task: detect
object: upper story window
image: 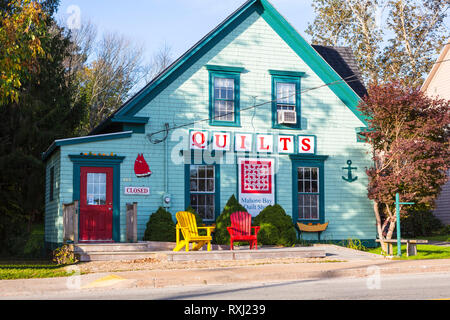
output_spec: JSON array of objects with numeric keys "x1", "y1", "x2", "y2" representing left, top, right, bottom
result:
[
  {"x1": 214, "y1": 77, "x2": 235, "y2": 122},
  {"x1": 270, "y1": 70, "x2": 304, "y2": 130},
  {"x1": 276, "y1": 82, "x2": 296, "y2": 111},
  {"x1": 207, "y1": 65, "x2": 243, "y2": 127}
]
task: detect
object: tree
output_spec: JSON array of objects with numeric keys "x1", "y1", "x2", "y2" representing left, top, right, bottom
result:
[
  {"x1": 0, "y1": 4, "x2": 85, "y2": 256},
  {"x1": 0, "y1": 0, "x2": 46, "y2": 104},
  {"x1": 144, "y1": 42, "x2": 174, "y2": 83},
  {"x1": 358, "y1": 82, "x2": 450, "y2": 251},
  {"x1": 63, "y1": 20, "x2": 174, "y2": 134},
  {"x1": 380, "y1": 0, "x2": 449, "y2": 86},
  {"x1": 306, "y1": 0, "x2": 449, "y2": 85},
  {"x1": 67, "y1": 25, "x2": 150, "y2": 134},
  {"x1": 306, "y1": 0, "x2": 382, "y2": 83}
]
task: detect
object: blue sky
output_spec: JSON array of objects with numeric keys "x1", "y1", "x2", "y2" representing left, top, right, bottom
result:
[{"x1": 55, "y1": 0, "x2": 315, "y2": 63}]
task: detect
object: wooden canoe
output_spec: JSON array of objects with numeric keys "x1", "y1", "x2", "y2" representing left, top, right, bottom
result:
[{"x1": 297, "y1": 222, "x2": 329, "y2": 232}]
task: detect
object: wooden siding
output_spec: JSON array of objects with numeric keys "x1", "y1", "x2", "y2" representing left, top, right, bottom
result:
[
  {"x1": 44, "y1": 150, "x2": 61, "y2": 244},
  {"x1": 422, "y1": 42, "x2": 450, "y2": 100},
  {"x1": 422, "y1": 43, "x2": 450, "y2": 225},
  {"x1": 47, "y1": 11, "x2": 376, "y2": 243},
  {"x1": 434, "y1": 170, "x2": 450, "y2": 225}
]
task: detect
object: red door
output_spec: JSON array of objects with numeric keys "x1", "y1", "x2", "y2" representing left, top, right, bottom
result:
[{"x1": 79, "y1": 167, "x2": 114, "y2": 241}]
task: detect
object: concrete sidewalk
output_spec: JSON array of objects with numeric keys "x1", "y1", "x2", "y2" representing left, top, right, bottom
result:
[{"x1": 1, "y1": 245, "x2": 450, "y2": 299}]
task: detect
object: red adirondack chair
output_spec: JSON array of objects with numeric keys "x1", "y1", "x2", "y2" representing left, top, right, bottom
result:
[{"x1": 227, "y1": 211, "x2": 260, "y2": 250}]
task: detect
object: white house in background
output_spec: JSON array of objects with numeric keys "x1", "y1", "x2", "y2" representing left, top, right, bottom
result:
[{"x1": 421, "y1": 40, "x2": 450, "y2": 225}]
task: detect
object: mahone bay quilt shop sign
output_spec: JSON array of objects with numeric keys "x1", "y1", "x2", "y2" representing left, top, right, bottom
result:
[{"x1": 238, "y1": 158, "x2": 275, "y2": 216}]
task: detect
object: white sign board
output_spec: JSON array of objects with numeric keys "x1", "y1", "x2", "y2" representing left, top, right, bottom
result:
[
  {"x1": 124, "y1": 187, "x2": 150, "y2": 195},
  {"x1": 238, "y1": 158, "x2": 275, "y2": 216}
]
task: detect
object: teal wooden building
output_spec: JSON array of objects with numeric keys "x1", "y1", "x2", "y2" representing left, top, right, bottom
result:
[{"x1": 43, "y1": 0, "x2": 376, "y2": 248}]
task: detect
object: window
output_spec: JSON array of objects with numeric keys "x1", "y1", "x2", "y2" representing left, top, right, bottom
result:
[
  {"x1": 207, "y1": 65, "x2": 242, "y2": 127},
  {"x1": 270, "y1": 70, "x2": 303, "y2": 129},
  {"x1": 49, "y1": 166, "x2": 54, "y2": 202},
  {"x1": 86, "y1": 173, "x2": 107, "y2": 205},
  {"x1": 291, "y1": 155, "x2": 327, "y2": 224},
  {"x1": 276, "y1": 82, "x2": 296, "y2": 111},
  {"x1": 297, "y1": 167, "x2": 319, "y2": 220},
  {"x1": 214, "y1": 77, "x2": 235, "y2": 121},
  {"x1": 189, "y1": 165, "x2": 216, "y2": 221}
]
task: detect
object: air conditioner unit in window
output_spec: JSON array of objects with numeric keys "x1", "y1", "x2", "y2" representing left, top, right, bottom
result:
[{"x1": 277, "y1": 110, "x2": 297, "y2": 124}]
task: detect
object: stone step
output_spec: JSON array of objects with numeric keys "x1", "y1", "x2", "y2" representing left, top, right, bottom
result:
[
  {"x1": 74, "y1": 243, "x2": 149, "y2": 253},
  {"x1": 78, "y1": 251, "x2": 161, "y2": 262}
]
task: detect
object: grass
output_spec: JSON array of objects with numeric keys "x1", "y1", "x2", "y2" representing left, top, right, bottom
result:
[
  {"x1": 417, "y1": 234, "x2": 450, "y2": 242},
  {"x1": 0, "y1": 260, "x2": 76, "y2": 280},
  {"x1": 366, "y1": 244, "x2": 450, "y2": 260}
]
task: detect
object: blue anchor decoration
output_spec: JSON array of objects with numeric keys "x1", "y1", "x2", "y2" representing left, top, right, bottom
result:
[{"x1": 342, "y1": 160, "x2": 358, "y2": 182}]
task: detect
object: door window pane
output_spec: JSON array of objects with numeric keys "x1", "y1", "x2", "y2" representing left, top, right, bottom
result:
[{"x1": 87, "y1": 173, "x2": 107, "y2": 205}]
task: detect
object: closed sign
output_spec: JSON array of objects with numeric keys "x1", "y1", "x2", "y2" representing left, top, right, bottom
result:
[{"x1": 124, "y1": 187, "x2": 150, "y2": 195}]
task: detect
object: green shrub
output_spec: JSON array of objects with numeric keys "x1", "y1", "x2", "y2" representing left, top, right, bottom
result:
[
  {"x1": 52, "y1": 245, "x2": 79, "y2": 265},
  {"x1": 143, "y1": 207, "x2": 176, "y2": 242},
  {"x1": 253, "y1": 204, "x2": 296, "y2": 247},
  {"x1": 401, "y1": 209, "x2": 444, "y2": 238},
  {"x1": 213, "y1": 195, "x2": 247, "y2": 244}
]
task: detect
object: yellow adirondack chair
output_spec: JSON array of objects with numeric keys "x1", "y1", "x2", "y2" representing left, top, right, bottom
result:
[{"x1": 173, "y1": 211, "x2": 216, "y2": 252}]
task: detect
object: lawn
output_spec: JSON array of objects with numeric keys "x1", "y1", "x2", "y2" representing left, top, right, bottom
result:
[
  {"x1": 366, "y1": 244, "x2": 450, "y2": 260},
  {"x1": 0, "y1": 261, "x2": 76, "y2": 280},
  {"x1": 417, "y1": 234, "x2": 450, "y2": 242}
]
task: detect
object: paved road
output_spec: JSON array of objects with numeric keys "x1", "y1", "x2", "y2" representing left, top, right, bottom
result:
[{"x1": 4, "y1": 272, "x2": 449, "y2": 300}]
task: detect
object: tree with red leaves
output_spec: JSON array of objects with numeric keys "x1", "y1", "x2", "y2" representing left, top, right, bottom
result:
[{"x1": 358, "y1": 82, "x2": 450, "y2": 251}]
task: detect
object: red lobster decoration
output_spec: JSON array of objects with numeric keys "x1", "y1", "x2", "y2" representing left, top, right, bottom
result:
[{"x1": 134, "y1": 153, "x2": 152, "y2": 177}]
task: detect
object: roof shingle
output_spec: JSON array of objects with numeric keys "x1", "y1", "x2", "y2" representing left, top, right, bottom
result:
[{"x1": 312, "y1": 45, "x2": 367, "y2": 98}]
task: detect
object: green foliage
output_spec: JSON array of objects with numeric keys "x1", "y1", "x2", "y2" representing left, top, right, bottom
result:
[
  {"x1": 143, "y1": 207, "x2": 176, "y2": 242},
  {"x1": 0, "y1": 0, "x2": 47, "y2": 104},
  {"x1": 0, "y1": 264, "x2": 73, "y2": 280},
  {"x1": 367, "y1": 244, "x2": 450, "y2": 260},
  {"x1": 253, "y1": 204, "x2": 297, "y2": 247},
  {"x1": 0, "y1": 7, "x2": 85, "y2": 256},
  {"x1": 52, "y1": 245, "x2": 78, "y2": 265},
  {"x1": 342, "y1": 238, "x2": 367, "y2": 252},
  {"x1": 401, "y1": 209, "x2": 444, "y2": 238},
  {"x1": 213, "y1": 195, "x2": 247, "y2": 245},
  {"x1": 22, "y1": 224, "x2": 45, "y2": 258}
]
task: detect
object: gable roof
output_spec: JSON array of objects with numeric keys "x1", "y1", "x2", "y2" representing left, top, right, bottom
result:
[
  {"x1": 312, "y1": 45, "x2": 367, "y2": 98},
  {"x1": 90, "y1": 0, "x2": 367, "y2": 135}
]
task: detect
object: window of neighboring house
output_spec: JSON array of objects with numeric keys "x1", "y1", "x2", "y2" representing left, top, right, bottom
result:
[
  {"x1": 270, "y1": 71, "x2": 303, "y2": 129},
  {"x1": 189, "y1": 165, "x2": 216, "y2": 221},
  {"x1": 208, "y1": 66, "x2": 242, "y2": 127},
  {"x1": 49, "y1": 166, "x2": 55, "y2": 202}
]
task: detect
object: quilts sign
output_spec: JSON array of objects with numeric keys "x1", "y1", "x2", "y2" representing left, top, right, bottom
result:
[
  {"x1": 238, "y1": 158, "x2": 275, "y2": 216},
  {"x1": 189, "y1": 130, "x2": 316, "y2": 154}
]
